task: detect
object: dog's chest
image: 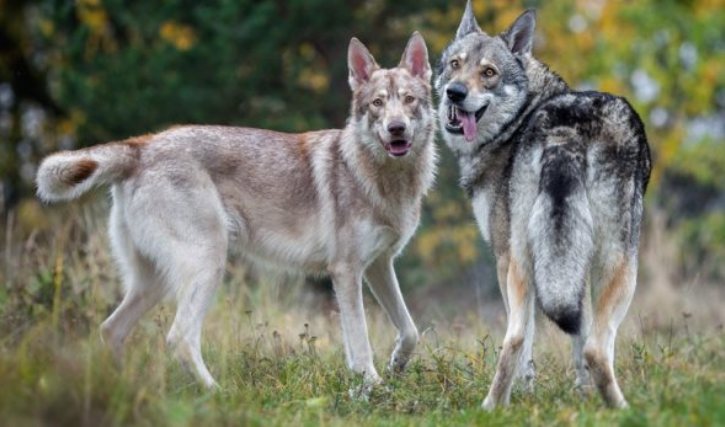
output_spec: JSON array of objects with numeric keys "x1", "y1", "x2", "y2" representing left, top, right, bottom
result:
[
  {"x1": 471, "y1": 190, "x2": 492, "y2": 243},
  {"x1": 358, "y1": 203, "x2": 420, "y2": 258}
]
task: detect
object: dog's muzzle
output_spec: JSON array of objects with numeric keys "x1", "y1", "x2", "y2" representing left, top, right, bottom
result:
[{"x1": 445, "y1": 103, "x2": 488, "y2": 142}]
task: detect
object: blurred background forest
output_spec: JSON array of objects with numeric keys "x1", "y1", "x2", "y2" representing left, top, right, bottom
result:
[{"x1": 0, "y1": 0, "x2": 723, "y2": 313}]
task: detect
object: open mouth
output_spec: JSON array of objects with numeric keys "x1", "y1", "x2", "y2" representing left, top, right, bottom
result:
[
  {"x1": 385, "y1": 139, "x2": 412, "y2": 157},
  {"x1": 445, "y1": 103, "x2": 488, "y2": 142}
]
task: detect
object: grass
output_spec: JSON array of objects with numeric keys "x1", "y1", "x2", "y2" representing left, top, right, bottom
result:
[{"x1": 1, "y1": 203, "x2": 724, "y2": 426}]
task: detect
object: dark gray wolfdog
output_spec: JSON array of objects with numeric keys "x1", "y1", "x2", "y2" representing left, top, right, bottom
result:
[{"x1": 436, "y1": 2, "x2": 651, "y2": 409}]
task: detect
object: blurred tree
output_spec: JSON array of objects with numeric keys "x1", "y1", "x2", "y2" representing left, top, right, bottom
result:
[
  {"x1": 0, "y1": 0, "x2": 63, "y2": 208},
  {"x1": 0, "y1": 0, "x2": 722, "y2": 284}
]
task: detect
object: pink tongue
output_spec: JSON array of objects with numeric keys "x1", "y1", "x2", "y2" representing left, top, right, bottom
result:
[{"x1": 457, "y1": 109, "x2": 477, "y2": 142}]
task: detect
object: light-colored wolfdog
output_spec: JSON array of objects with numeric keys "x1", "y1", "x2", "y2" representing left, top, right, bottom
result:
[
  {"x1": 36, "y1": 33, "x2": 437, "y2": 389},
  {"x1": 436, "y1": 2, "x2": 651, "y2": 409}
]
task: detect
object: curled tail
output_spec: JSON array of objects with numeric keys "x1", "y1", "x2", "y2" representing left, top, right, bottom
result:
[
  {"x1": 36, "y1": 141, "x2": 140, "y2": 202},
  {"x1": 528, "y1": 146, "x2": 593, "y2": 335}
]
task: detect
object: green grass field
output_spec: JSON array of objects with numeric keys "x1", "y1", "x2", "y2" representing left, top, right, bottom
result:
[{"x1": 1, "y1": 206, "x2": 723, "y2": 426}]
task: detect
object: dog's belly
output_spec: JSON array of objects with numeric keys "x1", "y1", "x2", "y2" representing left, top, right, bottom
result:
[
  {"x1": 227, "y1": 208, "x2": 329, "y2": 274},
  {"x1": 244, "y1": 233, "x2": 328, "y2": 273}
]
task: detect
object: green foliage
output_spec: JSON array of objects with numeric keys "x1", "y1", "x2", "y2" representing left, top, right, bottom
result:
[
  {"x1": 671, "y1": 138, "x2": 725, "y2": 190},
  {"x1": 1, "y1": 264, "x2": 723, "y2": 426},
  {"x1": 678, "y1": 211, "x2": 725, "y2": 280},
  {"x1": 2, "y1": 169, "x2": 724, "y2": 426}
]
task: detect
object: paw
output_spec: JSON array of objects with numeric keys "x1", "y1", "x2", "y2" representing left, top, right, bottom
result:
[
  {"x1": 99, "y1": 327, "x2": 124, "y2": 367},
  {"x1": 521, "y1": 375, "x2": 535, "y2": 394},
  {"x1": 348, "y1": 383, "x2": 372, "y2": 401},
  {"x1": 203, "y1": 378, "x2": 221, "y2": 391},
  {"x1": 365, "y1": 372, "x2": 383, "y2": 387},
  {"x1": 348, "y1": 373, "x2": 382, "y2": 401},
  {"x1": 574, "y1": 383, "x2": 594, "y2": 398},
  {"x1": 609, "y1": 397, "x2": 629, "y2": 409},
  {"x1": 574, "y1": 374, "x2": 593, "y2": 397},
  {"x1": 515, "y1": 359, "x2": 536, "y2": 394},
  {"x1": 481, "y1": 395, "x2": 496, "y2": 411},
  {"x1": 387, "y1": 349, "x2": 412, "y2": 374},
  {"x1": 387, "y1": 332, "x2": 417, "y2": 374}
]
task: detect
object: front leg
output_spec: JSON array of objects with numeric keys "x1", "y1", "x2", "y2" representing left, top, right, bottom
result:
[
  {"x1": 329, "y1": 262, "x2": 381, "y2": 387},
  {"x1": 364, "y1": 254, "x2": 419, "y2": 373}
]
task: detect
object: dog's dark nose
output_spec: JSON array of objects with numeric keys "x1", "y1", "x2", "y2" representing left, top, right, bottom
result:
[
  {"x1": 446, "y1": 82, "x2": 468, "y2": 103},
  {"x1": 387, "y1": 121, "x2": 406, "y2": 136}
]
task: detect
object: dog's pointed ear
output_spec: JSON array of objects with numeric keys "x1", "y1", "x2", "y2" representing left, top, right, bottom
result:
[
  {"x1": 400, "y1": 32, "x2": 432, "y2": 82},
  {"x1": 348, "y1": 38, "x2": 379, "y2": 91},
  {"x1": 503, "y1": 9, "x2": 536, "y2": 55},
  {"x1": 456, "y1": 0, "x2": 481, "y2": 40}
]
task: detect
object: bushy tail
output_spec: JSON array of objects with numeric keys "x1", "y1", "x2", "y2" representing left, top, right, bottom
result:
[
  {"x1": 36, "y1": 142, "x2": 139, "y2": 202},
  {"x1": 528, "y1": 148, "x2": 593, "y2": 335}
]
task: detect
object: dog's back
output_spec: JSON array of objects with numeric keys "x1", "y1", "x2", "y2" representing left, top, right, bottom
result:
[{"x1": 523, "y1": 91, "x2": 651, "y2": 333}]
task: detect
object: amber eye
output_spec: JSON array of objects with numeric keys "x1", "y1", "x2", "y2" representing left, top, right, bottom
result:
[
  {"x1": 483, "y1": 67, "x2": 497, "y2": 78},
  {"x1": 372, "y1": 99, "x2": 384, "y2": 107},
  {"x1": 404, "y1": 95, "x2": 416, "y2": 104},
  {"x1": 450, "y1": 59, "x2": 460, "y2": 70}
]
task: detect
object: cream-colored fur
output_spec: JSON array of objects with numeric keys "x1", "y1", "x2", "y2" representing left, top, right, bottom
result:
[{"x1": 36, "y1": 33, "x2": 437, "y2": 390}]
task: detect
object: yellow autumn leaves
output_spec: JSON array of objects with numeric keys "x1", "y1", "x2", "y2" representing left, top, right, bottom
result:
[
  {"x1": 76, "y1": 0, "x2": 197, "y2": 52},
  {"x1": 416, "y1": 197, "x2": 481, "y2": 267},
  {"x1": 76, "y1": 0, "x2": 115, "y2": 56},
  {"x1": 159, "y1": 21, "x2": 197, "y2": 51}
]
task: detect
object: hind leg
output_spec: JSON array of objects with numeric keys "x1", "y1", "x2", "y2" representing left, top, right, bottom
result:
[
  {"x1": 496, "y1": 252, "x2": 536, "y2": 393},
  {"x1": 126, "y1": 182, "x2": 228, "y2": 389},
  {"x1": 164, "y1": 244, "x2": 227, "y2": 389},
  {"x1": 101, "y1": 207, "x2": 164, "y2": 360},
  {"x1": 584, "y1": 255, "x2": 636, "y2": 408},
  {"x1": 482, "y1": 257, "x2": 535, "y2": 410},
  {"x1": 572, "y1": 279, "x2": 593, "y2": 394},
  {"x1": 518, "y1": 309, "x2": 536, "y2": 394},
  {"x1": 100, "y1": 254, "x2": 164, "y2": 360},
  {"x1": 495, "y1": 252, "x2": 511, "y2": 317}
]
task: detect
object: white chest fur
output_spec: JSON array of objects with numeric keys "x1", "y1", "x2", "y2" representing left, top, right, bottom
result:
[{"x1": 471, "y1": 190, "x2": 492, "y2": 243}]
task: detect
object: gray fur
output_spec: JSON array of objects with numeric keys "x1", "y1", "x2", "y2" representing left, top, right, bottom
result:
[
  {"x1": 502, "y1": 9, "x2": 536, "y2": 55},
  {"x1": 436, "y1": 5, "x2": 651, "y2": 410},
  {"x1": 455, "y1": 0, "x2": 482, "y2": 40}
]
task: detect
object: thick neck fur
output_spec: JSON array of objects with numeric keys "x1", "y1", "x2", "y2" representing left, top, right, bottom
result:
[
  {"x1": 339, "y1": 121, "x2": 436, "y2": 211},
  {"x1": 458, "y1": 55, "x2": 568, "y2": 196}
]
